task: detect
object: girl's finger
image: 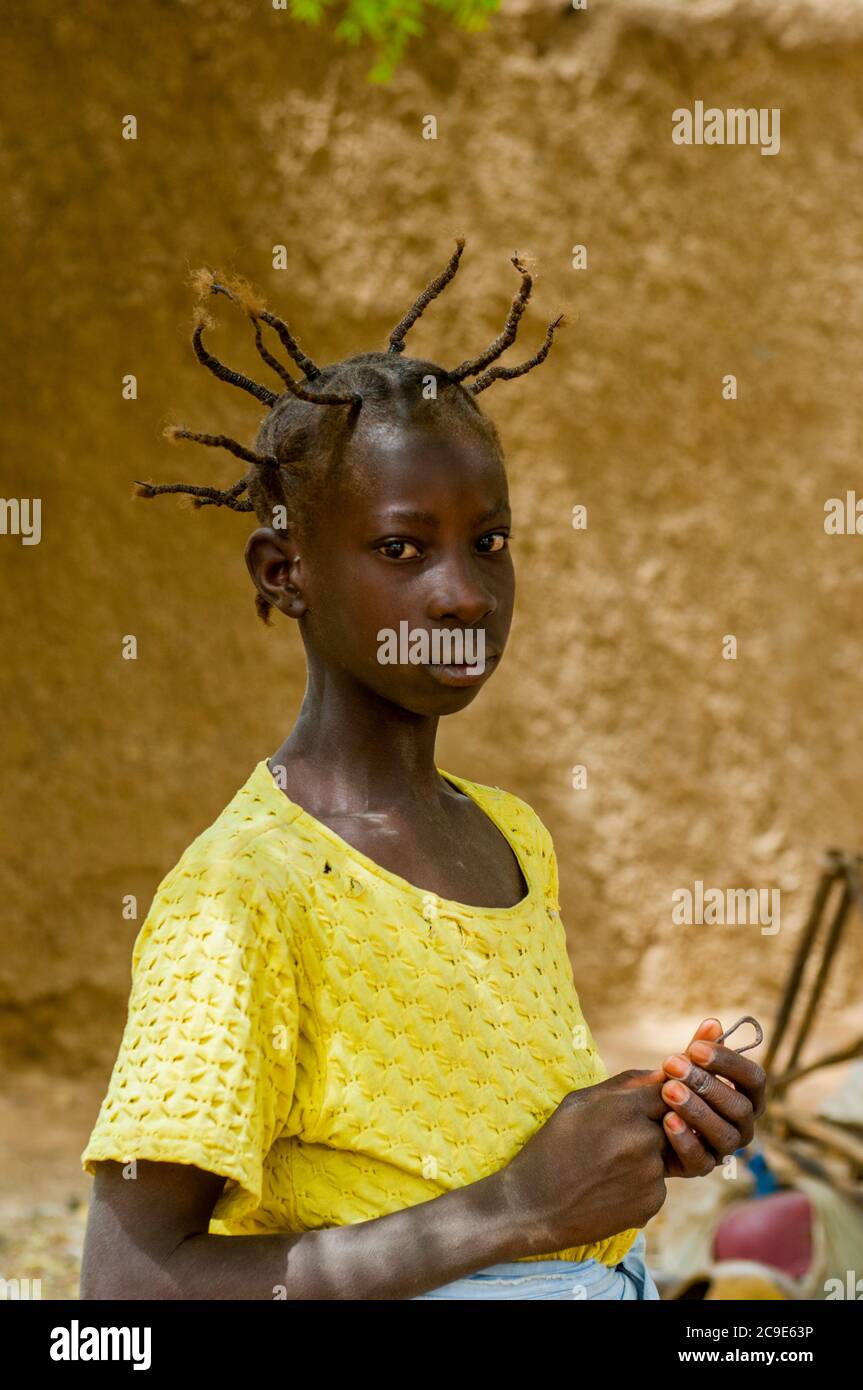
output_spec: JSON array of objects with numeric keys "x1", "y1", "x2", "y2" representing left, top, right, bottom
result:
[
  {"x1": 685, "y1": 1041, "x2": 768, "y2": 1117},
  {"x1": 662, "y1": 1112, "x2": 717, "y2": 1178},
  {"x1": 661, "y1": 1079, "x2": 744, "y2": 1156},
  {"x1": 688, "y1": 1018, "x2": 724, "y2": 1047},
  {"x1": 685, "y1": 1021, "x2": 738, "y2": 1088},
  {"x1": 662, "y1": 1056, "x2": 754, "y2": 1143}
]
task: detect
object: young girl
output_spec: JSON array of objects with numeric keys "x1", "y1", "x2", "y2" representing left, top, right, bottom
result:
[{"x1": 80, "y1": 240, "x2": 766, "y2": 1300}]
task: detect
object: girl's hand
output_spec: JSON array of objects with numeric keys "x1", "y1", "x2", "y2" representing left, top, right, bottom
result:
[
  {"x1": 656, "y1": 1018, "x2": 767, "y2": 1179},
  {"x1": 499, "y1": 1068, "x2": 670, "y2": 1255}
]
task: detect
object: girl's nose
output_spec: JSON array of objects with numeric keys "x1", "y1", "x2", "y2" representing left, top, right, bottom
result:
[{"x1": 427, "y1": 564, "x2": 497, "y2": 626}]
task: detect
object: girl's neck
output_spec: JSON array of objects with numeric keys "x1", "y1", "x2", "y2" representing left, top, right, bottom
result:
[{"x1": 270, "y1": 670, "x2": 445, "y2": 815}]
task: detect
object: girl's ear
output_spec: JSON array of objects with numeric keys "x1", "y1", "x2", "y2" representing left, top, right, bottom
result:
[{"x1": 244, "y1": 527, "x2": 307, "y2": 620}]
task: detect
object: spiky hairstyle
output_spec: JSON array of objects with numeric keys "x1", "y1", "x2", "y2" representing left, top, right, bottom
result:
[{"x1": 136, "y1": 238, "x2": 566, "y2": 623}]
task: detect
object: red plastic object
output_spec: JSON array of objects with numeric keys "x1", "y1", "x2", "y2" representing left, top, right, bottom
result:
[{"x1": 713, "y1": 1191, "x2": 813, "y2": 1280}]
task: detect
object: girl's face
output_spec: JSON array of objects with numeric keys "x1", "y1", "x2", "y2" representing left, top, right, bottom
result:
[{"x1": 277, "y1": 418, "x2": 515, "y2": 716}]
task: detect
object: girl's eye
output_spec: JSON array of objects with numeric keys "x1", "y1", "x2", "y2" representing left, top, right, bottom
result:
[
  {"x1": 376, "y1": 539, "x2": 421, "y2": 560},
  {"x1": 476, "y1": 531, "x2": 510, "y2": 554}
]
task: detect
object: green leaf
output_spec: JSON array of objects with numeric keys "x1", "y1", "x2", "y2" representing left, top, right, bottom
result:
[
  {"x1": 284, "y1": 0, "x2": 503, "y2": 80},
  {"x1": 289, "y1": 0, "x2": 325, "y2": 25}
]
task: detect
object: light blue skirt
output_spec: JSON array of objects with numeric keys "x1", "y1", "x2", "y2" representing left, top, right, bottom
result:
[{"x1": 411, "y1": 1230, "x2": 660, "y2": 1300}]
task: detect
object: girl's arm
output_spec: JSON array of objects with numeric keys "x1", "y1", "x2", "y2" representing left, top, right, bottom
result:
[
  {"x1": 80, "y1": 1157, "x2": 540, "y2": 1301},
  {"x1": 81, "y1": 1067, "x2": 681, "y2": 1300}
]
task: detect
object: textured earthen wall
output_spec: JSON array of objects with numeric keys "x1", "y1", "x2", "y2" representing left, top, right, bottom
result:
[{"x1": 2, "y1": 0, "x2": 862, "y2": 1076}]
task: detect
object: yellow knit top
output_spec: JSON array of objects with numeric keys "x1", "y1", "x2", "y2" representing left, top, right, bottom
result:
[{"x1": 81, "y1": 760, "x2": 639, "y2": 1267}]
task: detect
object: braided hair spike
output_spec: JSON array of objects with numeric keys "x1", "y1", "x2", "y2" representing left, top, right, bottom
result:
[
  {"x1": 387, "y1": 236, "x2": 466, "y2": 356},
  {"x1": 469, "y1": 313, "x2": 567, "y2": 395}
]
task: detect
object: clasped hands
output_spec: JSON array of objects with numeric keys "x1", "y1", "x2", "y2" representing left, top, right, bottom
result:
[{"x1": 641, "y1": 1017, "x2": 767, "y2": 1179}]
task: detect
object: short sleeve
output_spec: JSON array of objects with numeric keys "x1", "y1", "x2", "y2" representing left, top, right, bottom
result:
[{"x1": 80, "y1": 853, "x2": 299, "y2": 1217}]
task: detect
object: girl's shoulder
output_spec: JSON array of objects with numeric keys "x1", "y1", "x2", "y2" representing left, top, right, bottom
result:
[
  {"x1": 439, "y1": 767, "x2": 559, "y2": 891},
  {"x1": 137, "y1": 761, "x2": 310, "y2": 947},
  {"x1": 441, "y1": 767, "x2": 556, "y2": 844},
  {"x1": 165, "y1": 758, "x2": 310, "y2": 883}
]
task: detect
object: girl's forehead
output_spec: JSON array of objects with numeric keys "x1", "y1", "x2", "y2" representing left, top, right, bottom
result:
[{"x1": 345, "y1": 419, "x2": 507, "y2": 498}]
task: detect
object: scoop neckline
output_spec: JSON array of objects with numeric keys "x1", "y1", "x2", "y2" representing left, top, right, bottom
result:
[{"x1": 255, "y1": 758, "x2": 536, "y2": 918}]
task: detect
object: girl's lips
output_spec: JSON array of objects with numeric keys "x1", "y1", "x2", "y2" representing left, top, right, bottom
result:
[{"x1": 423, "y1": 653, "x2": 498, "y2": 686}]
